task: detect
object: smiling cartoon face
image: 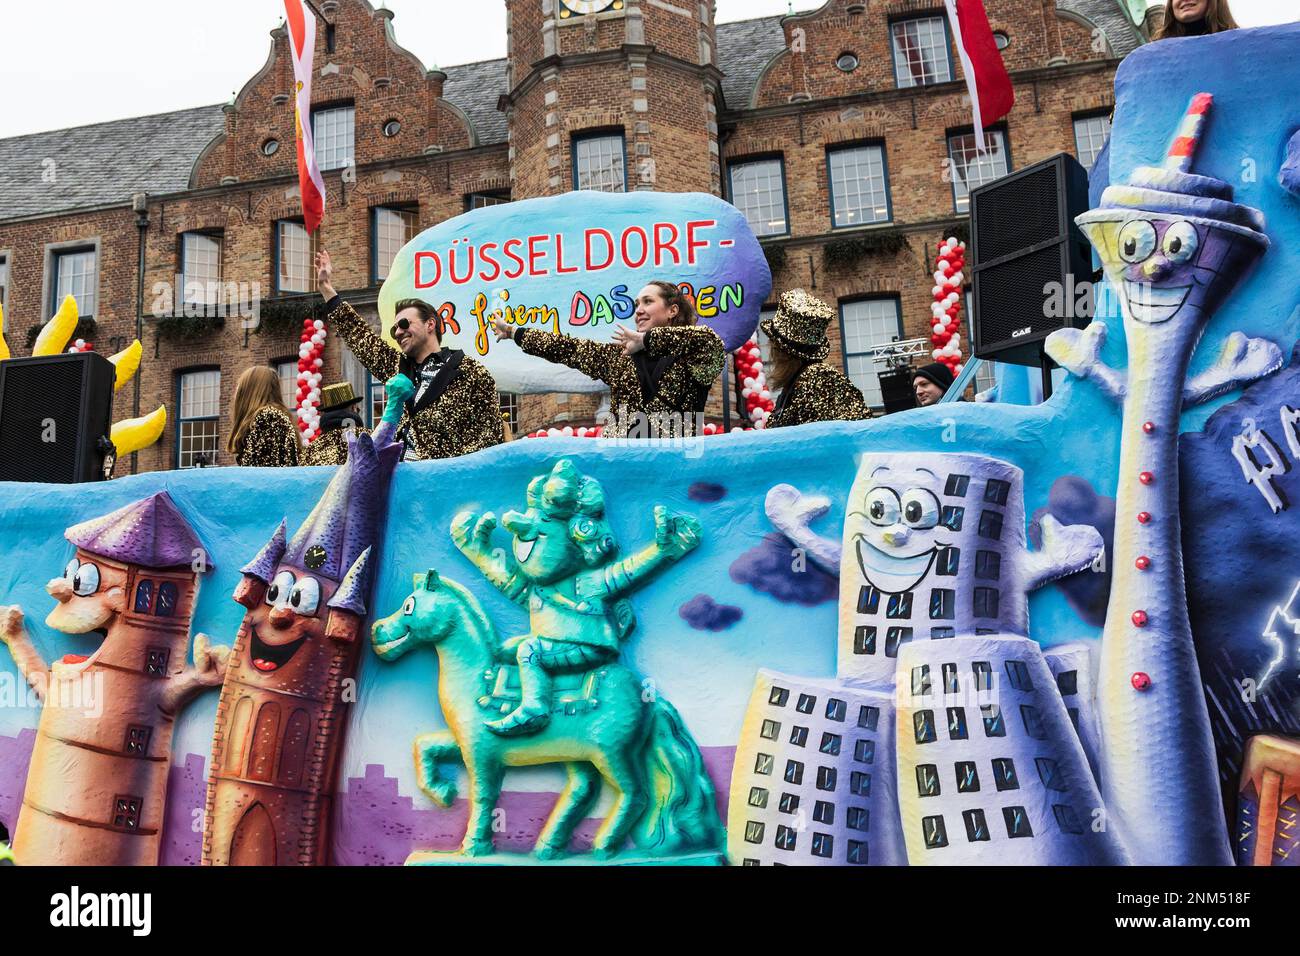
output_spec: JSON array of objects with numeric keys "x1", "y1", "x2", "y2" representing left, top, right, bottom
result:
[
  {"x1": 852, "y1": 466, "x2": 949, "y2": 595},
  {"x1": 1081, "y1": 214, "x2": 1264, "y2": 331},
  {"x1": 240, "y1": 564, "x2": 339, "y2": 675},
  {"x1": 44, "y1": 550, "x2": 128, "y2": 672},
  {"x1": 501, "y1": 507, "x2": 587, "y2": 585}
]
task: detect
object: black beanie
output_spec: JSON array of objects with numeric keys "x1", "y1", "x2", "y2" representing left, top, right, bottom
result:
[{"x1": 913, "y1": 362, "x2": 955, "y2": 392}]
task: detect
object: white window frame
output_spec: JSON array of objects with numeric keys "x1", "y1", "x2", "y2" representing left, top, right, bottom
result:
[
  {"x1": 177, "y1": 369, "x2": 221, "y2": 469},
  {"x1": 181, "y1": 232, "x2": 222, "y2": 307},
  {"x1": 313, "y1": 105, "x2": 355, "y2": 172},
  {"x1": 373, "y1": 206, "x2": 418, "y2": 284},
  {"x1": 1073, "y1": 113, "x2": 1111, "y2": 172},
  {"x1": 947, "y1": 128, "x2": 1011, "y2": 214},
  {"x1": 728, "y1": 158, "x2": 789, "y2": 238},
  {"x1": 572, "y1": 131, "x2": 627, "y2": 193},
  {"x1": 839, "y1": 297, "x2": 904, "y2": 410},
  {"x1": 891, "y1": 17, "x2": 953, "y2": 89},
  {"x1": 828, "y1": 144, "x2": 892, "y2": 228},
  {"x1": 53, "y1": 247, "x2": 97, "y2": 318},
  {"x1": 277, "y1": 220, "x2": 318, "y2": 294}
]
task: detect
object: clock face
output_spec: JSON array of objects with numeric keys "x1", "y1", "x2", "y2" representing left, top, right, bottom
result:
[{"x1": 559, "y1": 0, "x2": 622, "y2": 18}]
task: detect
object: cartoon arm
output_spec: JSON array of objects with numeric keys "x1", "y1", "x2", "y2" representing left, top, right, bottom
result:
[
  {"x1": 160, "y1": 634, "x2": 230, "y2": 716},
  {"x1": 602, "y1": 506, "x2": 702, "y2": 597},
  {"x1": 449, "y1": 511, "x2": 529, "y2": 607},
  {"x1": 1044, "y1": 322, "x2": 1127, "y2": 403},
  {"x1": 0, "y1": 605, "x2": 49, "y2": 703},
  {"x1": 765, "y1": 484, "x2": 841, "y2": 574},
  {"x1": 1022, "y1": 515, "x2": 1105, "y2": 592},
  {"x1": 1183, "y1": 332, "x2": 1284, "y2": 408}
]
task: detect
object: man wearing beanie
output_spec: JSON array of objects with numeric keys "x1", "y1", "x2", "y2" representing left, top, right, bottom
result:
[
  {"x1": 912, "y1": 362, "x2": 955, "y2": 407},
  {"x1": 763, "y1": 289, "x2": 871, "y2": 429}
]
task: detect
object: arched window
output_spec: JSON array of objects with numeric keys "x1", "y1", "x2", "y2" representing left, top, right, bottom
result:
[
  {"x1": 156, "y1": 582, "x2": 178, "y2": 617},
  {"x1": 133, "y1": 580, "x2": 154, "y2": 614},
  {"x1": 248, "y1": 702, "x2": 282, "y2": 782}
]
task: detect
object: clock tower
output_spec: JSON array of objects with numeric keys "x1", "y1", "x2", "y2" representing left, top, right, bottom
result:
[{"x1": 502, "y1": 0, "x2": 722, "y2": 199}]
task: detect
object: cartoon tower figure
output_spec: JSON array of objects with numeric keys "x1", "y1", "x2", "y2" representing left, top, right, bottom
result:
[
  {"x1": 841, "y1": 453, "x2": 1124, "y2": 864},
  {"x1": 1235, "y1": 734, "x2": 1300, "y2": 866},
  {"x1": 203, "y1": 429, "x2": 401, "y2": 866},
  {"x1": 0, "y1": 491, "x2": 227, "y2": 866},
  {"x1": 1047, "y1": 93, "x2": 1282, "y2": 865}
]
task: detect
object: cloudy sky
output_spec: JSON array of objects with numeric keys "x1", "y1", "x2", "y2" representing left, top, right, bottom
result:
[{"x1": 0, "y1": 0, "x2": 1294, "y2": 138}]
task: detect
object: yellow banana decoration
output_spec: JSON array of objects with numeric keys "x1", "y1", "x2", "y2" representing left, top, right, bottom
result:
[
  {"x1": 31, "y1": 295, "x2": 79, "y2": 357},
  {"x1": 110, "y1": 405, "x2": 167, "y2": 456},
  {"x1": 108, "y1": 339, "x2": 142, "y2": 391},
  {"x1": 0, "y1": 301, "x2": 10, "y2": 362}
]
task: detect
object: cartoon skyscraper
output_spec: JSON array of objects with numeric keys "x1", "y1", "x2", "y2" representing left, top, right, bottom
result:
[
  {"x1": 727, "y1": 671, "x2": 903, "y2": 866},
  {"x1": 203, "y1": 430, "x2": 400, "y2": 865},
  {"x1": 1, "y1": 492, "x2": 226, "y2": 865}
]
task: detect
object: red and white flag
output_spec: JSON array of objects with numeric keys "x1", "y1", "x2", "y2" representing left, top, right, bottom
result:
[
  {"x1": 284, "y1": 0, "x2": 326, "y2": 234},
  {"x1": 944, "y1": 0, "x2": 1015, "y2": 149}
]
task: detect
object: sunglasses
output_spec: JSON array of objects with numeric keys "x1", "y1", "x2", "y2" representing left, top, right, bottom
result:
[{"x1": 390, "y1": 318, "x2": 412, "y2": 338}]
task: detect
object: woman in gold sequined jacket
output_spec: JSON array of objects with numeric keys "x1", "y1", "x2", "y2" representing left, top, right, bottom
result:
[
  {"x1": 762, "y1": 289, "x2": 872, "y2": 430},
  {"x1": 492, "y1": 281, "x2": 725, "y2": 439},
  {"x1": 228, "y1": 366, "x2": 301, "y2": 467}
]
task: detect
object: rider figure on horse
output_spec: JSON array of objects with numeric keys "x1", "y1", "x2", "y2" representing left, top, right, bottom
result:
[{"x1": 452, "y1": 459, "x2": 701, "y2": 736}]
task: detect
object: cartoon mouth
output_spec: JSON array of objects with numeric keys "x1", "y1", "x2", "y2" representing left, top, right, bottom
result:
[
  {"x1": 1123, "y1": 281, "x2": 1192, "y2": 324},
  {"x1": 373, "y1": 626, "x2": 410, "y2": 656},
  {"x1": 513, "y1": 537, "x2": 537, "y2": 563},
  {"x1": 58, "y1": 627, "x2": 108, "y2": 670},
  {"x1": 855, "y1": 537, "x2": 941, "y2": 594},
  {"x1": 249, "y1": 626, "x2": 307, "y2": 673}
]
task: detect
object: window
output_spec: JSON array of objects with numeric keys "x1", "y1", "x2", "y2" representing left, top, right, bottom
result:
[
  {"x1": 1073, "y1": 113, "x2": 1111, "y2": 172},
  {"x1": 156, "y1": 582, "x2": 178, "y2": 618},
  {"x1": 913, "y1": 710, "x2": 937, "y2": 744},
  {"x1": 728, "y1": 158, "x2": 788, "y2": 237},
  {"x1": 994, "y1": 31, "x2": 1010, "y2": 50},
  {"x1": 744, "y1": 820, "x2": 765, "y2": 844},
  {"x1": 144, "y1": 647, "x2": 170, "y2": 677},
  {"x1": 813, "y1": 801, "x2": 835, "y2": 825},
  {"x1": 572, "y1": 131, "x2": 626, "y2": 193},
  {"x1": 747, "y1": 786, "x2": 768, "y2": 809},
  {"x1": 849, "y1": 771, "x2": 871, "y2": 796},
  {"x1": 916, "y1": 763, "x2": 940, "y2": 797},
  {"x1": 277, "y1": 220, "x2": 318, "y2": 294},
  {"x1": 368, "y1": 372, "x2": 386, "y2": 429},
  {"x1": 124, "y1": 725, "x2": 152, "y2": 756},
  {"x1": 133, "y1": 580, "x2": 154, "y2": 614},
  {"x1": 498, "y1": 392, "x2": 519, "y2": 433},
  {"x1": 947, "y1": 128, "x2": 1010, "y2": 214},
  {"x1": 1056, "y1": 670, "x2": 1079, "y2": 697},
  {"x1": 963, "y1": 808, "x2": 991, "y2": 842},
  {"x1": 981, "y1": 704, "x2": 1006, "y2": 737},
  {"x1": 836, "y1": 52, "x2": 859, "y2": 73},
  {"x1": 946, "y1": 707, "x2": 968, "y2": 740},
  {"x1": 1036, "y1": 757, "x2": 1067, "y2": 791},
  {"x1": 111, "y1": 795, "x2": 143, "y2": 831},
  {"x1": 839, "y1": 297, "x2": 903, "y2": 409},
  {"x1": 789, "y1": 725, "x2": 808, "y2": 747},
  {"x1": 275, "y1": 359, "x2": 299, "y2": 409},
  {"x1": 754, "y1": 753, "x2": 774, "y2": 775},
  {"x1": 760, "y1": 719, "x2": 781, "y2": 740},
  {"x1": 811, "y1": 832, "x2": 834, "y2": 857},
  {"x1": 815, "y1": 766, "x2": 837, "y2": 791},
  {"x1": 53, "y1": 247, "x2": 96, "y2": 318},
  {"x1": 181, "y1": 232, "x2": 221, "y2": 307},
  {"x1": 778, "y1": 792, "x2": 800, "y2": 814},
  {"x1": 966, "y1": 291, "x2": 998, "y2": 394},
  {"x1": 0, "y1": 255, "x2": 7, "y2": 312},
  {"x1": 769, "y1": 685, "x2": 789, "y2": 707},
  {"x1": 373, "y1": 206, "x2": 418, "y2": 283},
  {"x1": 1005, "y1": 660, "x2": 1033, "y2": 691},
  {"x1": 1003, "y1": 805, "x2": 1033, "y2": 838},
  {"x1": 819, "y1": 732, "x2": 842, "y2": 756},
  {"x1": 313, "y1": 105, "x2": 354, "y2": 172},
  {"x1": 825, "y1": 698, "x2": 847, "y2": 722},
  {"x1": 467, "y1": 191, "x2": 510, "y2": 211},
  {"x1": 178, "y1": 369, "x2": 221, "y2": 468},
  {"x1": 784, "y1": 759, "x2": 804, "y2": 785},
  {"x1": 992, "y1": 757, "x2": 1019, "y2": 790},
  {"x1": 795, "y1": 693, "x2": 816, "y2": 715},
  {"x1": 857, "y1": 705, "x2": 879, "y2": 731},
  {"x1": 955, "y1": 761, "x2": 980, "y2": 793},
  {"x1": 828, "y1": 144, "x2": 891, "y2": 228},
  {"x1": 891, "y1": 17, "x2": 953, "y2": 88},
  {"x1": 922, "y1": 815, "x2": 948, "y2": 849},
  {"x1": 847, "y1": 807, "x2": 869, "y2": 831}
]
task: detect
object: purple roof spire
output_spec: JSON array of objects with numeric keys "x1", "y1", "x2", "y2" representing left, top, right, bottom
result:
[
  {"x1": 328, "y1": 547, "x2": 373, "y2": 616},
  {"x1": 241, "y1": 519, "x2": 287, "y2": 583},
  {"x1": 66, "y1": 491, "x2": 210, "y2": 571},
  {"x1": 282, "y1": 431, "x2": 400, "y2": 586}
]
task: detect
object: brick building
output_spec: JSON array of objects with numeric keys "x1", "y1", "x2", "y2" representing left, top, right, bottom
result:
[{"x1": 0, "y1": 0, "x2": 1148, "y2": 474}]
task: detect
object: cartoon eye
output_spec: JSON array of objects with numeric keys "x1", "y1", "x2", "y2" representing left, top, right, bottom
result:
[
  {"x1": 1118, "y1": 220, "x2": 1158, "y2": 263},
  {"x1": 64, "y1": 558, "x2": 79, "y2": 582},
  {"x1": 289, "y1": 578, "x2": 321, "y2": 615},
  {"x1": 1161, "y1": 220, "x2": 1198, "y2": 265},
  {"x1": 575, "y1": 518, "x2": 595, "y2": 537},
  {"x1": 402, "y1": 596, "x2": 416, "y2": 616},
  {"x1": 865, "y1": 488, "x2": 901, "y2": 526},
  {"x1": 900, "y1": 489, "x2": 941, "y2": 529},
  {"x1": 266, "y1": 570, "x2": 296, "y2": 606},
  {"x1": 72, "y1": 562, "x2": 100, "y2": 597}
]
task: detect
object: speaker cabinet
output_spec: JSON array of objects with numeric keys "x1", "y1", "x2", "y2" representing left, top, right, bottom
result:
[
  {"x1": 878, "y1": 367, "x2": 917, "y2": 415},
  {"x1": 970, "y1": 152, "x2": 1094, "y2": 367},
  {"x1": 0, "y1": 353, "x2": 116, "y2": 483}
]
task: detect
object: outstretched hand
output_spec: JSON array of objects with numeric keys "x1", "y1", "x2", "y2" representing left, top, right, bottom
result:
[
  {"x1": 653, "y1": 505, "x2": 702, "y2": 560},
  {"x1": 612, "y1": 326, "x2": 646, "y2": 357},
  {"x1": 491, "y1": 318, "x2": 514, "y2": 342},
  {"x1": 315, "y1": 250, "x2": 337, "y2": 302}
]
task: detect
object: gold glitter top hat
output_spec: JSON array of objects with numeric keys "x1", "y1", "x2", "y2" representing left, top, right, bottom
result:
[{"x1": 760, "y1": 289, "x2": 834, "y2": 362}]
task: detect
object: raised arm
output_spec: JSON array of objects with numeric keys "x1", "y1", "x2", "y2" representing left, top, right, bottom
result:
[
  {"x1": 450, "y1": 511, "x2": 530, "y2": 607},
  {"x1": 512, "y1": 327, "x2": 621, "y2": 385},
  {"x1": 1183, "y1": 331, "x2": 1283, "y2": 408},
  {"x1": 643, "y1": 326, "x2": 726, "y2": 385},
  {"x1": 160, "y1": 634, "x2": 230, "y2": 717},
  {"x1": 1, "y1": 605, "x2": 50, "y2": 703},
  {"x1": 317, "y1": 249, "x2": 400, "y2": 382},
  {"x1": 598, "y1": 506, "x2": 702, "y2": 598}
]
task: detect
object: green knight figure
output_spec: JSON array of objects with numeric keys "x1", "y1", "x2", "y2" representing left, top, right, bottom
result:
[{"x1": 451, "y1": 459, "x2": 702, "y2": 736}]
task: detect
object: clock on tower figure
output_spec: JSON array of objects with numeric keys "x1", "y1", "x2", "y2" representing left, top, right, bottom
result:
[{"x1": 560, "y1": 0, "x2": 623, "y2": 17}]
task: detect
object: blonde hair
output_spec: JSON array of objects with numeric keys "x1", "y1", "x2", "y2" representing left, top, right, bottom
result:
[
  {"x1": 1155, "y1": 0, "x2": 1239, "y2": 38},
  {"x1": 768, "y1": 339, "x2": 807, "y2": 392},
  {"x1": 228, "y1": 366, "x2": 290, "y2": 455}
]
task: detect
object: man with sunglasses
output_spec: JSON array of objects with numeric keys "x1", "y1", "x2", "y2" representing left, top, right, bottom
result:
[{"x1": 315, "y1": 249, "x2": 504, "y2": 460}]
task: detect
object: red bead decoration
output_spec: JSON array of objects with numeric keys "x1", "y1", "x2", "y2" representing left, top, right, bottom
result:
[
  {"x1": 1139, "y1": 471, "x2": 1154, "y2": 485},
  {"x1": 1135, "y1": 556, "x2": 1151, "y2": 571},
  {"x1": 1137, "y1": 512, "x2": 1152, "y2": 524},
  {"x1": 1142, "y1": 421, "x2": 1156, "y2": 434},
  {"x1": 1132, "y1": 610, "x2": 1149, "y2": 627},
  {"x1": 1131, "y1": 672, "x2": 1152, "y2": 691}
]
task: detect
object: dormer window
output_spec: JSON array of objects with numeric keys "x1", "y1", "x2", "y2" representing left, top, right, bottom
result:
[{"x1": 313, "y1": 105, "x2": 354, "y2": 172}]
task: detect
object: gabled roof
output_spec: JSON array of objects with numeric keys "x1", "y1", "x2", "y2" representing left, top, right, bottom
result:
[{"x1": 716, "y1": 15, "x2": 788, "y2": 110}]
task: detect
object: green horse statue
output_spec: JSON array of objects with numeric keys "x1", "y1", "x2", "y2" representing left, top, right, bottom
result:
[{"x1": 371, "y1": 570, "x2": 723, "y2": 861}]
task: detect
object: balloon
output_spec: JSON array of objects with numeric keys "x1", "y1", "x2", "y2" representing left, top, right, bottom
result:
[{"x1": 313, "y1": 320, "x2": 325, "y2": 331}]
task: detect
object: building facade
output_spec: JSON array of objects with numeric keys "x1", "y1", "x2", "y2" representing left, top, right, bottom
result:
[{"x1": 0, "y1": 0, "x2": 1147, "y2": 474}]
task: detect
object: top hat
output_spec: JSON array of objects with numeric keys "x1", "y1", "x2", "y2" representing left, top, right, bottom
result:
[
  {"x1": 319, "y1": 382, "x2": 363, "y2": 413},
  {"x1": 759, "y1": 289, "x2": 834, "y2": 362}
]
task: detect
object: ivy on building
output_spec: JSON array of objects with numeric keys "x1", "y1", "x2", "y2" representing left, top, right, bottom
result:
[{"x1": 823, "y1": 228, "x2": 909, "y2": 267}]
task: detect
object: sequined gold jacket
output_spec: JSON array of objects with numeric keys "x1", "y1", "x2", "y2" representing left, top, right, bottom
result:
[
  {"x1": 303, "y1": 427, "x2": 350, "y2": 467},
  {"x1": 764, "y1": 362, "x2": 871, "y2": 430},
  {"x1": 515, "y1": 325, "x2": 725, "y2": 438},
  {"x1": 235, "y1": 406, "x2": 301, "y2": 467},
  {"x1": 328, "y1": 300, "x2": 504, "y2": 459}
]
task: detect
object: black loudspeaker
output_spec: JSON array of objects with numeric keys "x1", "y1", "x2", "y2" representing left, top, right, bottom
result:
[
  {"x1": 878, "y1": 367, "x2": 917, "y2": 414},
  {"x1": 970, "y1": 152, "x2": 1094, "y2": 367},
  {"x1": 0, "y1": 353, "x2": 116, "y2": 483}
]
